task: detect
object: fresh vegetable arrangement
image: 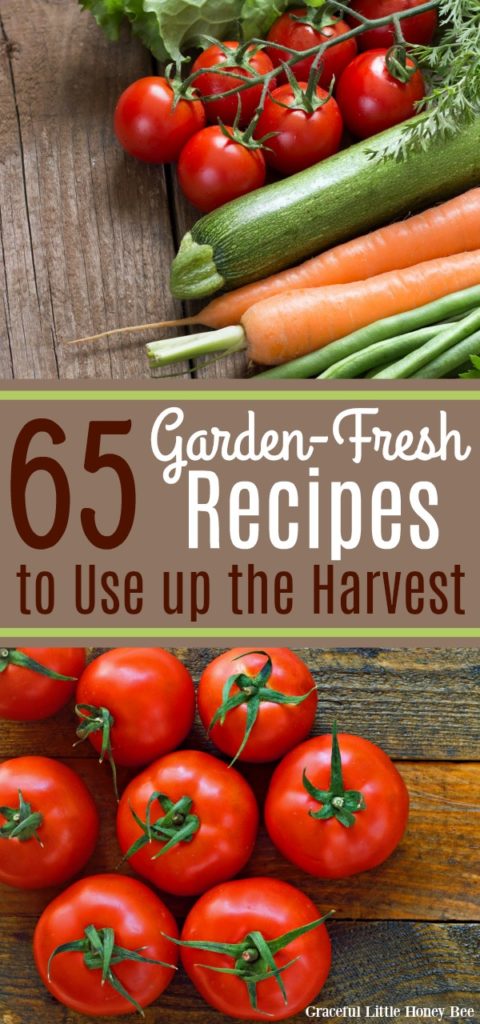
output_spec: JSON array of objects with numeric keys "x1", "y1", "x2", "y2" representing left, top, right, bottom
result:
[
  {"x1": 147, "y1": 198, "x2": 480, "y2": 375},
  {"x1": 106, "y1": 0, "x2": 441, "y2": 212},
  {"x1": 73, "y1": 0, "x2": 480, "y2": 380},
  {"x1": 1, "y1": 645, "x2": 414, "y2": 1019}
]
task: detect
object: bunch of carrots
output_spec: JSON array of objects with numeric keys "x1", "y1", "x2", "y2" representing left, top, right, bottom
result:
[{"x1": 76, "y1": 188, "x2": 480, "y2": 378}]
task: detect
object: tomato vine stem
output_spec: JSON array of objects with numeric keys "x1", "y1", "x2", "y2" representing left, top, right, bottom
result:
[{"x1": 180, "y1": 1, "x2": 440, "y2": 103}]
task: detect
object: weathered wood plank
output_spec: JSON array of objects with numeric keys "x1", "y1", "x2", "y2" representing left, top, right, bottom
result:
[
  {"x1": 0, "y1": 760, "x2": 478, "y2": 922},
  {"x1": 183, "y1": 647, "x2": 480, "y2": 761},
  {"x1": 1, "y1": 648, "x2": 477, "y2": 761},
  {"x1": 0, "y1": 0, "x2": 188, "y2": 379},
  {"x1": 0, "y1": 920, "x2": 477, "y2": 1024}
]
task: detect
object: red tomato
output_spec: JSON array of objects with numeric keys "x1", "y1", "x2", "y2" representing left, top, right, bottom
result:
[
  {"x1": 198, "y1": 649, "x2": 317, "y2": 764},
  {"x1": 348, "y1": 0, "x2": 438, "y2": 50},
  {"x1": 177, "y1": 127, "x2": 266, "y2": 213},
  {"x1": 255, "y1": 82, "x2": 343, "y2": 175},
  {"x1": 266, "y1": 10, "x2": 357, "y2": 89},
  {"x1": 114, "y1": 76, "x2": 206, "y2": 163},
  {"x1": 265, "y1": 727, "x2": 409, "y2": 878},
  {"x1": 179, "y1": 877, "x2": 332, "y2": 1021},
  {"x1": 192, "y1": 43, "x2": 275, "y2": 128},
  {"x1": 34, "y1": 874, "x2": 178, "y2": 1016},
  {"x1": 0, "y1": 756, "x2": 98, "y2": 889},
  {"x1": 336, "y1": 49, "x2": 426, "y2": 139},
  {"x1": 75, "y1": 649, "x2": 195, "y2": 790},
  {"x1": 116, "y1": 750, "x2": 258, "y2": 896},
  {"x1": 0, "y1": 647, "x2": 85, "y2": 721}
]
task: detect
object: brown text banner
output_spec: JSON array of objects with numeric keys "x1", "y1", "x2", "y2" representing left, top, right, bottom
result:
[{"x1": 0, "y1": 380, "x2": 478, "y2": 645}]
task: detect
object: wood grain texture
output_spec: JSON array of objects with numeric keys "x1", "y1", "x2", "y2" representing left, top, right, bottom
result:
[
  {"x1": 0, "y1": 0, "x2": 189, "y2": 379},
  {"x1": 1, "y1": 647, "x2": 477, "y2": 761},
  {"x1": 0, "y1": 759, "x2": 478, "y2": 922},
  {"x1": 0, "y1": 920, "x2": 478, "y2": 1024}
]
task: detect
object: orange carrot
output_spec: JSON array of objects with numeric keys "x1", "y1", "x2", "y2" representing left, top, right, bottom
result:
[
  {"x1": 68, "y1": 188, "x2": 480, "y2": 347},
  {"x1": 241, "y1": 250, "x2": 480, "y2": 365},
  {"x1": 201, "y1": 187, "x2": 480, "y2": 329}
]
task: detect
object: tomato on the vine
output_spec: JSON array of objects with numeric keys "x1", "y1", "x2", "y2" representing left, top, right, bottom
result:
[
  {"x1": 176, "y1": 877, "x2": 332, "y2": 1021},
  {"x1": 114, "y1": 76, "x2": 206, "y2": 163},
  {"x1": 0, "y1": 756, "x2": 98, "y2": 889},
  {"x1": 116, "y1": 749, "x2": 258, "y2": 896},
  {"x1": 336, "y1": 49, "x2": 426, "y2": 139},
  {"x1": 348, "y1": 0, "x2": 438, "y2": 50},
  {"x1": 255, "y1": 81, "x2": 343, "y2": 175},
  {"x1": 0, "y1": 647, "x2": 85, "y2": 721},
  {"x1": 177, "y1": 127, "x2": 266, "y2": 212},
  {"x1": 266, "y1": 10, "x2": 357, "y2": 89},
  {"x1": 265, "y1": 724, "x2": 409, "y2": 879},
  {"x1": 198, "y1": 649, "x2": 317, "y2": 764},
  {"x1": 192, "y1": 42, "x2": 275, "y2": 128},
  {"x1": 75, "y1": 648, "x2": 195, "y2": 797},
  {"x1": 34, "y1": 874, "x2": 178, "y2": 1017}
]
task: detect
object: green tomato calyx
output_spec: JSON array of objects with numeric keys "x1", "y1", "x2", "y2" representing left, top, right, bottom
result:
[
  {"x1": 75, "y1": 703, "x2": 119, "y2": 801},
  {"x1": 209, "y1": 650, "x2": 316, "y2": 766},
  {"x1": 120, "y1": 792, "x2": 200, "y2": 864},
  {"x1": 0, "y1": 789, "x2": 44, "y2": 844},
  {"x1": 303, "y1": 722, "x2": 366, "y2": 828},
  {"x1": 47, "y1": 924, "x2": 176, "y2": 1016},
  {"x1": 0, "y1": 647, "x2": 76, "y2": 681},
  {"x1": 164, "y1": 911, "x2": 334, "y2": 1013}
]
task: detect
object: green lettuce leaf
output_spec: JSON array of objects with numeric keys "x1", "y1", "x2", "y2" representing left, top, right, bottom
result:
[
  {"x1": 80, "y1": 0, "x2": 298, "y2": 60},
  {"x1": 143, "y1": 0, "x2": 243, "y2": 61},
  {"x1": 125, "y1": 0, "x2": 171, "y2": 59},
  {"x1": 240, "y1": 0, "x2": 291, "y2": 38},
  {"x1": 79, "y1": 0, "x2": 127, "y2": 39},
  {"x1": 460, "y1": 355, "x2": 480, "y2": 379}
]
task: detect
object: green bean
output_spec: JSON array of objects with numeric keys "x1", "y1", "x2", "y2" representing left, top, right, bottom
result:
[
  {"x1": 365, "y1": 364, "x2": 393, "y2": 378},
  {"x1": 411, "y1": 327, "x2": 480, "y2": 378},
  {"x1": 256, "y1": 286, "x2": 480, "y2": 379},
  {"x1": 318, "y1": 325, "x2": 443, "y2": 379},
  {"x1": 374, "y1": 306, "x2": 480, "y2": 379}
]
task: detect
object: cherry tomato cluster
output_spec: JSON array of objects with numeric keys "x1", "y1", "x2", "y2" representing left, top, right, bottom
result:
[
  {"x1": 113, "y1": 1, "x2": 436, "y2": 213},
  {"x1": 0, "y1": 646, "x2": 409, "y2": 1019}
]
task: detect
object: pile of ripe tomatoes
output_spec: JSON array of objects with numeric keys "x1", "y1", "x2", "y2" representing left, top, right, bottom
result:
[
  {"x1": 113, "y1": 0, "x2": 437, "y2": 212},
  {"x1": 0, "y1": 646, "x2": 409, "y2": 1020}
]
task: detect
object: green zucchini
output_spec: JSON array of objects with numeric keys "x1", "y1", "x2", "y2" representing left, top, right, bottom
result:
[{"x1": 170, "y1": 117, "x2": 480, "y2": 300}]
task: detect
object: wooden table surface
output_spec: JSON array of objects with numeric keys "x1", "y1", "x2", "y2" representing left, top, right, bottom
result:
[
  {"x1": 0, "y1": 0, "x2": 248, "y2": 380},
  {"x1": 0, "y1": 647, "x2": 479, "y2": 1023}
]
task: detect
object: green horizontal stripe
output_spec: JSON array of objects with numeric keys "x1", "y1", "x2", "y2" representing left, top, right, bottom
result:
[
  {"x1": 0, "y1": 627, "x2": 478, "y2": 638},
  {"x1": 0, "y1": 391, "x2": 479, "y2": 401}
]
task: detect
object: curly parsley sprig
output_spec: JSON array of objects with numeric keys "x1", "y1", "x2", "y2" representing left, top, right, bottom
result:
[{"x1": 376, "y1": 0, "x2": 480, "y2": 160}]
